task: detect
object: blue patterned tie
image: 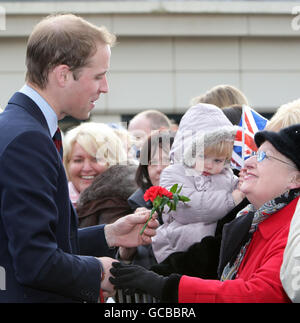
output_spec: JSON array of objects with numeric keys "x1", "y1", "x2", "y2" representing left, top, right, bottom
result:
[{"x1": 53, "y1": 127, "x2": 63, "y2": 159}]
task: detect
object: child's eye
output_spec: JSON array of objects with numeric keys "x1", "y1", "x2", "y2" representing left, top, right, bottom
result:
[{"x1": 215, "y1": 159, "x2": 224, "y2": 163}]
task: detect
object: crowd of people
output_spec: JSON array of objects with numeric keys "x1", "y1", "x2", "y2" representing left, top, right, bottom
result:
[{"x1": 0, "y1": 13, "x2": 300, "y2": 303}]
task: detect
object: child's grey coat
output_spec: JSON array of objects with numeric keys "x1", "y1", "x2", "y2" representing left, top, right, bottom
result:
[{"x1": 152, "y1": 103, "x2": 239, "y2": 263}]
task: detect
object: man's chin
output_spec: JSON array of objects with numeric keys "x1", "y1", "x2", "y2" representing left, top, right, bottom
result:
[
  {"x1": 81, "y1": 113, "x2": 91, "y2": 121},
  {"x1": 74, "y1": 111, "x2": 91, "y2": 121},
  {"x1": 59, "y1": 106, "x2": 92, "y2": 121}
]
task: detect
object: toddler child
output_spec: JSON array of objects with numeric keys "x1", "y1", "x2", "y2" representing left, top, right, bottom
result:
[{"x1": 152, "y1": 103, "x2": 244, "y2": 263}]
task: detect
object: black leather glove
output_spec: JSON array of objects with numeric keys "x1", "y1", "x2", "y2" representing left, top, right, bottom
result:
[{"x1": 109, "y1": 262, "x2": 167, "y2": 299}]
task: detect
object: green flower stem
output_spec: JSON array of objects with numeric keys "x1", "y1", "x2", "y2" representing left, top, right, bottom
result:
[{"x1": 139, "y1": 207, "x2": 157, "y2": 235}]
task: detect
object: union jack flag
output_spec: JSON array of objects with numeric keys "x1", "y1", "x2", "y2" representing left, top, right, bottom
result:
[{"x1": 231, "y1": 105, "x2": 268, "y2": 170}]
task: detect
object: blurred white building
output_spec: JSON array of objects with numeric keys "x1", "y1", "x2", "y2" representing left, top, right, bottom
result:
[{"x1": 0, "y1": 0, "x2": 300, "y2": 126}]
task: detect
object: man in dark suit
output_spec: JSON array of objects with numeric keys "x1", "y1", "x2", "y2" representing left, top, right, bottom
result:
[{"x1": 0, "y1": 13, "x2": 156, "y2": 303}]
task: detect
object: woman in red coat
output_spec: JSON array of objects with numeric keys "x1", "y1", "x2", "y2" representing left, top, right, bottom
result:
[{"x1": 110, "y1": 124, "x2": 300, "y2": 303}]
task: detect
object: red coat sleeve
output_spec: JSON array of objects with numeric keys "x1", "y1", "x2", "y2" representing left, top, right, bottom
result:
[{"x1": 178, "y1": 227, "x2": 291, "y2": 303}]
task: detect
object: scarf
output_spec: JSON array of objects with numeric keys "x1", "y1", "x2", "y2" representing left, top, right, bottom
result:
[{"x1": 221, "y1": 190, "x2": 300, "y2": 281}]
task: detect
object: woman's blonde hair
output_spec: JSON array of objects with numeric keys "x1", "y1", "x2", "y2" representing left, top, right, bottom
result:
[
  {"x1": 190, "y1": 84, "x2": 248, "y2": 108},
  {"x1": 63, "y1": 122, "x2": 127, "y2": 179},
  {"x1": 266, "y1": 99, "x2": 300, "y2": 132}
]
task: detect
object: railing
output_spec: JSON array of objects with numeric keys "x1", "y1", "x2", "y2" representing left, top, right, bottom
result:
[{"x1": 114, "y1": 290, "x2": 158, "y2": 303}]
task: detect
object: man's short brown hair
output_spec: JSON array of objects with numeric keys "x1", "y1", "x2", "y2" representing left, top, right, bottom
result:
[{"x1": 26, "y1": 14, "x2": 116, "y2": 89}]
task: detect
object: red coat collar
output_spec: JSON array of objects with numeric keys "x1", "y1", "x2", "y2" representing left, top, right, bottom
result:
[{"x1": 258, "y1": 196, "x2": 300, "y2": 240}]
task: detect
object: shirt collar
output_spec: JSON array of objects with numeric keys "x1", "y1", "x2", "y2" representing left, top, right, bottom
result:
[{"x1": 19, "y1": 84, "x2": 58, "y2": 137}]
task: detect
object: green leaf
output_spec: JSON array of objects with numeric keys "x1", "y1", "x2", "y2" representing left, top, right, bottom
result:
[
  {"x1": 170, "y1": 184, "x2": 178, "y2": 193},
  {"x1": 177, "y1": 185, "x2": 183, "y2": 194},
  {"x1": 179, "y1": 196, "x2": 190, "y2": 202}
]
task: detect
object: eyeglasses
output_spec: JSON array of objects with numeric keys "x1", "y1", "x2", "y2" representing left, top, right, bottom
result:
[{"x1": 251, "y1": 151, "x2": 296, "y2": 169}]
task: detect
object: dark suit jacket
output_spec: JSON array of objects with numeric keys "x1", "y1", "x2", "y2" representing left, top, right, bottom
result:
[{"x1": 0, "y1": 92, "x2": 115, "y2": 302}]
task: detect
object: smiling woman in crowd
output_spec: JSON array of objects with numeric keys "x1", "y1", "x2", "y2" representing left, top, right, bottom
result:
[
  {"x1": 63, "y1": 122, "x2": 127, "y2": 208},
  {"x1": 110, "y1": 124, "x2": 300, "y2": 303}
]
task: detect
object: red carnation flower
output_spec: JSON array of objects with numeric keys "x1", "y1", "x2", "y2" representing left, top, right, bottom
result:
[
  {"x1": 144, "y1": 186, "x2": 173, "y2": 202},
  {"x1": 140, "y1": 184, "x2": 190, "y2": 235}
]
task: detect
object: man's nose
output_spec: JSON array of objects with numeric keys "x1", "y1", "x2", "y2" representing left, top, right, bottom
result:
[{"x1": 99, "y1": 75, "x2": 108, "y2": 94}]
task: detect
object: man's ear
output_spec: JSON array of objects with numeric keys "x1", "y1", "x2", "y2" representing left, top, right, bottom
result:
[{"x1": 52, "y1": 64, "x2": 71, "y2": 87}]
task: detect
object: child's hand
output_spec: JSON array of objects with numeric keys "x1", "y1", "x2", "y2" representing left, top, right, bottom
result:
[
  {"x1": 232, "y1": 189, "x2": 245, "y2": 205},
  {"x1": 237, "y1": 168, "x2": 246, "y2": 190}
]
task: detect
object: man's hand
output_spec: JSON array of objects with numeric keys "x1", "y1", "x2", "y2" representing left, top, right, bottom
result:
[
  {"x1": 97, "y1": 257, "x2": 118, "y2": 298},
  {"x1": 104, "y1": 208, "x2": 158, "y2": 248}
]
